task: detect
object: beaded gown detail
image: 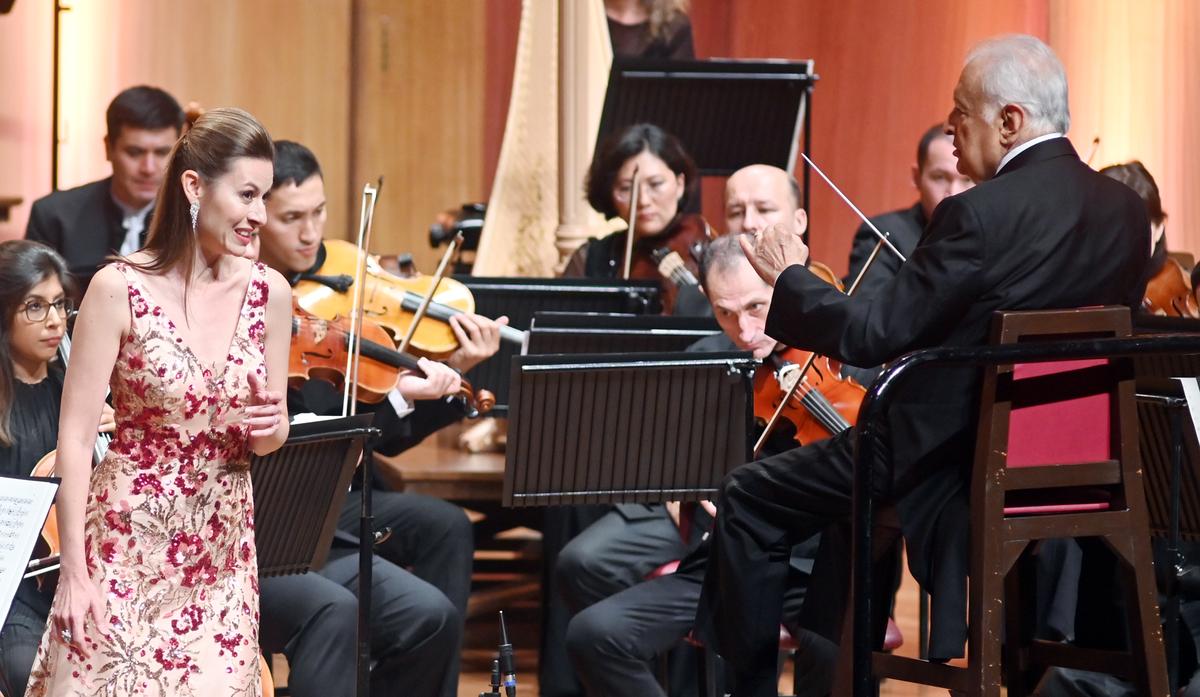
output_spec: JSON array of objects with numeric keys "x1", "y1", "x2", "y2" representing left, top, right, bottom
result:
[{"x1": 27, "y1": 261, "x2": 270, "y2": 696}]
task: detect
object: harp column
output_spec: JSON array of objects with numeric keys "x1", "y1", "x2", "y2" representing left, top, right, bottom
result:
[{"x1": 554, "y1": 0, "x2": 612, "y2": 271}]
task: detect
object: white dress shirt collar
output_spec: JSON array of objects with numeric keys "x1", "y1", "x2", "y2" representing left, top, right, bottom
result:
[{"x1": 995, "y1": 132, "x2": 1064, "y2": 176}]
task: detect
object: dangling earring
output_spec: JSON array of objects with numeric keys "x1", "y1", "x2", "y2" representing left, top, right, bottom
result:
[{"x1": 189, "y1": 201, "x2": 199, "y2": 233}]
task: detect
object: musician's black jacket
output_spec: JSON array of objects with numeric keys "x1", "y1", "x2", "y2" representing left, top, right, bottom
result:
[{"x1": 765, "y1": 137, "x2": 1150, "y2": 657}]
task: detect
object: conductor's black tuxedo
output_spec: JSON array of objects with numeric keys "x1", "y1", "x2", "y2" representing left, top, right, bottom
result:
[
  {"x1": 26, "y1": 178, "x2": 136, "y2": 298},
  {"x1": 695, "y1": 137, "x2": 1151, "y2": 696}
]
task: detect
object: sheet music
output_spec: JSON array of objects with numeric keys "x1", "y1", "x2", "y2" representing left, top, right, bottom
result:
[{"x1": 0, "y1": 474, "x2": 58, "y2": 627}]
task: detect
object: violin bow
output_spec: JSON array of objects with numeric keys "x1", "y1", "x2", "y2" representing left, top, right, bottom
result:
[
  {"x1": 397, "y1": 231, "x2": 464, "y2": 356},
  {"x1": 343, "y1": 178, "x2": 383, "y2": 418},
  {"x1": 752, "y1": 155, "x2": 905, "y2": 456},
  {"x1": 622, "y1": 166, "x2": 641, "y2": 280}
]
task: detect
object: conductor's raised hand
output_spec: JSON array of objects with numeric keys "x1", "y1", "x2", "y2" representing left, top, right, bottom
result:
[
  {"x1": 244, "y1": 371, "x2": 284, "y2": 442},
  {"x1": 738, "y1": 222, "x2": 810, "y2": 287}
]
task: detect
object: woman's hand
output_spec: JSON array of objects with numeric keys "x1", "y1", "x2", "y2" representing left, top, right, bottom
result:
[
  {"x1": 245, "y1": 371, "x2": 285, "y2": 449},
  {"x1": 97, "y1": 404, "x2": 116, "y2": 434},
  {"x1": 396, "y1": 358, "x2": 462, "y2": 401},
  {"x1": 52, "y1": 569, "x2": 106, "y2": 658}
]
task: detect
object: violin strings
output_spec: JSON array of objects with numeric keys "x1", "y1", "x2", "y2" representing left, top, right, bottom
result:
[{"x1": 797, "y1": 386, "x2": 851, "y2": 434}]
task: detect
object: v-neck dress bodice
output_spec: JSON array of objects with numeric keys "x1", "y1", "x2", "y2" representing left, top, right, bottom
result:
[{"x1": 27, "y1": 260, "x2": 271, "y2": 696}]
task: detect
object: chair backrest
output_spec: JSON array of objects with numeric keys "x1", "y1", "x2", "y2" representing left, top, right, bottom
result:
[{"x1": 973, "y1": 307, "x2": 1136, "y2": 516}]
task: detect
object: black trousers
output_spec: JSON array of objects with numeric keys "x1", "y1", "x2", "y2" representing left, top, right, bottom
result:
[
  {"x1": 0, "y1": 596, "x2": 48, "y2": 697},
  {"x1": 260, "y1": 490, "x2": 473, "y2": 697},
  {"x1": 567, "y1": 547, "x2": 832, "y2": 697},
  {"x1": 696, "y1": 430, "x2": 859, "y2": 697}
]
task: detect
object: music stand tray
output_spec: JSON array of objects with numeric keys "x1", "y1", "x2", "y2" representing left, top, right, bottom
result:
[
  {"x1": 453, "y1": 276, "x2": 662, "y2": 414},
  {"x1": 504, "y1": 351, "x2": 757, "y2": 507},
  {"x1": 252, "y1": 414, "x2": 376, "y2": 577},
  {"x1": 527, "y1": 311, "x2": 720, "y2": 355}
]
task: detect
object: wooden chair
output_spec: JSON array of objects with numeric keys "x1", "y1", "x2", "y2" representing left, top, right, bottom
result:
[{"x1": 864, "y1": 307, "x2": 1169, "y2": 696}]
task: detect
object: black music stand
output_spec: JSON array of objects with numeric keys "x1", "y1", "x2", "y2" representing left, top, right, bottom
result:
[
  {"x1": 527, "y1": 311, "x2": 719, "y2": 355},
  {"x1": 453, "y1": 276, "x2": 661, "y2": 414},
  {"x1": 250, "y1": 413, "x2": 377, "y2": 697},
  {"x1": 597, "y1": 58, "x2": 817, "y2": 211},
  {"x1": 503, "y1": 351, "x2": 756, "y2": 506}
]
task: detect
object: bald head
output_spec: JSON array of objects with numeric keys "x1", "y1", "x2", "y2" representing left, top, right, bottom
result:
[{"x1": 724, "y1": 164, "x2": 807, "y2": 236}]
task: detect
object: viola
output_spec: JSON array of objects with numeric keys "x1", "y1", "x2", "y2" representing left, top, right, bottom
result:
[
  {"x1": 622, "y1": 214, "x2": 714, "y2": 315},
  {"x1": 753, "y1": 347, "x2": 865, "y2": 445},
  {"x1": 1142, "y1": 257, "x2": 1199, "y2": 318},
  {"x1": 293, "y1": 239, "x2": 524, "y2": 359},
  {"x1": 290, "y1": 301, "x2": 495, "y2": 417},
  {"x1": 751, "y1": 260, "x2": 865, "y2": 446}
]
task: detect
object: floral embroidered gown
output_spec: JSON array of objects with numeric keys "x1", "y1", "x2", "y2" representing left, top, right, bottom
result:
[{"x1": 27, "y1": 261, "x2": 270, "y2": 696}]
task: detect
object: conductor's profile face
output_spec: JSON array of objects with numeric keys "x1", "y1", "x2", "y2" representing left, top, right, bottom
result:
[{"x1": 946, "y1": 65, "x2": 1005, "y2": 183}]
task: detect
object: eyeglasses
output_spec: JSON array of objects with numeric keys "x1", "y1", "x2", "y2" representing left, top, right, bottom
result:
[
  {"x1": 21, "y1": 298, "x2": 73, "y2": 323},
  {"x1": 613, "y1": 177, "x2": 673, "y2": 204}
]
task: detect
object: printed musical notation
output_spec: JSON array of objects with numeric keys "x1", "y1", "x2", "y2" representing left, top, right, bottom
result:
[{"x1": 0, "y1": 475, "x2": 58, "y2": 627}]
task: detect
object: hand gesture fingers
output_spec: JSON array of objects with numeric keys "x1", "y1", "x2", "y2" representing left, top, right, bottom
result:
[{"x1": 97, "y1": 404, "x2": 116, "y2": 434}]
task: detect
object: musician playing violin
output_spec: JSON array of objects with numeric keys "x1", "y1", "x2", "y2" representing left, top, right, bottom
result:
[
  {"x1": 0, "y1": 241, "x2": 113, "y2": 697},
  {"x1": 563, "y1": 122, "x2": 712, "y2": 316},
  {"x1": 560, "y1": 165, "x2": 870, "y2": 697},
  {"x1": 253, "y1": 140, "x2": 490, "y2": 697}
]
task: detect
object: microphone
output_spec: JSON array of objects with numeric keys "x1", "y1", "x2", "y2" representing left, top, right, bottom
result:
[
  {"x1": 498, "y1": 611, "x2": 517, "y2": 697},
  {"x1": 477, "y1": 658, "x2": 501, "y2": 697}
]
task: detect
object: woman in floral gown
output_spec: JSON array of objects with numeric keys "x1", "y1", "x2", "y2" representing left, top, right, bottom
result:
[{"x1": 26, "y1": 107, "x2": 293, "y2": 696}]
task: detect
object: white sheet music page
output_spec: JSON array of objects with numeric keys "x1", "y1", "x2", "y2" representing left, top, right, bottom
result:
[{"x1": 0, "y1": 474, "x2": 58, "y2": 626}]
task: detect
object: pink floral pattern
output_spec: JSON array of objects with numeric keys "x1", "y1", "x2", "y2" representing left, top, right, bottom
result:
[{"x1": 27, "y1": 262, "x2": 269, "y2": 696}]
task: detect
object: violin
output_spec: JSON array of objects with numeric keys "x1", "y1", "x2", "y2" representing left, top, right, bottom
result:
[
  {"x1": 1142, "y1": 257, "x2": 1200, "y2": 318},
  {"x1": 751, "y1": 261, "x2": 865, "y2": 445},
  {"x1": 290, "y1": 301, "x2": 495, "y2": 417},
  {"x1": 293, "y1": 239, "x2": 524, "y2": 359},
  {"x1": 622, "y1": 213, "x2": 714, "y2": 315}
]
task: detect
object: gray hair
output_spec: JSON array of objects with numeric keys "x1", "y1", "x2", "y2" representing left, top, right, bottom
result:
[
  {"x1": 965, "y1": 34, "x2": 1070, "y2": 135},
  {"x1": 700, "y1": 233, "x2": 753, "y2": 289}
]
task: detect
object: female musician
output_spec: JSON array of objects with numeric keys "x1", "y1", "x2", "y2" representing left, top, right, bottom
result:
[
  {"x1": 604, "y1": 0, "x2": 695, "y2": 59},
  {"x1": 0, "y1": 241, "x2": 114, "y2": 697},
  {"x1": 1101, "y1": 161, "x2": 1197, "y2": 318},
  {"x1": 27, "y1": 107, "x2": 292, "y2": 695},
  {"x1": 564, "y1": 122, "x2": 711, "y2": 315}
]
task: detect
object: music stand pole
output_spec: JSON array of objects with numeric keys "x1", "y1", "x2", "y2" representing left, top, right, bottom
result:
[{"x1": 356, "y1": 435, "x2": 376, "y2": 697}]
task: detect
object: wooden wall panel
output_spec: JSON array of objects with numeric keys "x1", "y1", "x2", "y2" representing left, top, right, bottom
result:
[
  {"x1": 688, "y1": 0, "x2": 1047, "y2": 274},
  {"x1": 51, "y1": 1, "x2": 353, "y2": 246},
  {"x1": 0, "y1": 1, "x2": 54, "y2": 240},
  {"x1": 1050, "y1": 0, "x2": 1200, "y2": 260},
  {"x1": 352, "y1": 0, "x2": 486, "y2": 272}
]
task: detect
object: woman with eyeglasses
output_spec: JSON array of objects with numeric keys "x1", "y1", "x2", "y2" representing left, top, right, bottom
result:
[
  {"x1": 0, "y1": 240, "x2": 114, "y2": 697},
  {"x1": 563, "y1": 122, "x2": 712, "y2": 316}
]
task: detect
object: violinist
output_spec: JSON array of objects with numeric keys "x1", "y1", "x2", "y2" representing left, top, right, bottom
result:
[
  {"x1": 844, "y1": 123, "x2": 973, "y2": 297},
  {"x1": 564, "y1": 232, "x2": 835, "y2": 697},
  {"x1": 254, "y1": 140, "x2": 484, "y2": 697},
  {"x1": 563, "y1": 122, "x2": 712, "y2": 316},
  {"x1": 701, "y1": 35, "x2": 1151, "y2": 696},
  {"x1": 1099, "y1": 161, "x2": 1197, "y2": 317},
  {"x1": 0, "y1": 241, "x2": 113, "y2": 697}
]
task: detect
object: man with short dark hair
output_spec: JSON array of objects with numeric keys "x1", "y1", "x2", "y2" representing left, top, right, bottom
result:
[
  {"x1": 845, "y1": 123, "x2": 973, "y2": 297},
  {"x1": 254, "y1": 139, "x2": 499, "y2": 697},
  {"x1": 26, "y1": 86, "x2": 184, "y2": 296}
]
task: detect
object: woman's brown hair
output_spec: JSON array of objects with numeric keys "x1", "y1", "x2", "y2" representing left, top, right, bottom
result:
[{"x1": 129, "y1": 107, "x2": 274, "y2": 285}]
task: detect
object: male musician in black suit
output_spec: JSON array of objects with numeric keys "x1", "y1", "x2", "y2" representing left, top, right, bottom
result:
[
  {"x1": 844, "y1": 123, "x2": 973, "y2": 297},
  {"x1": 696, "y1": 34, "x2": 1152, "y2": 696},
  {"x1": 565, "y1": 232, "x2": 835, "y2": 697},
  {"x1": 253, "y1": 140, "x2": 506, "y2": 697},
  {"x1": 26, "y1": 86, "x2": 183, "y2": 298}
]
